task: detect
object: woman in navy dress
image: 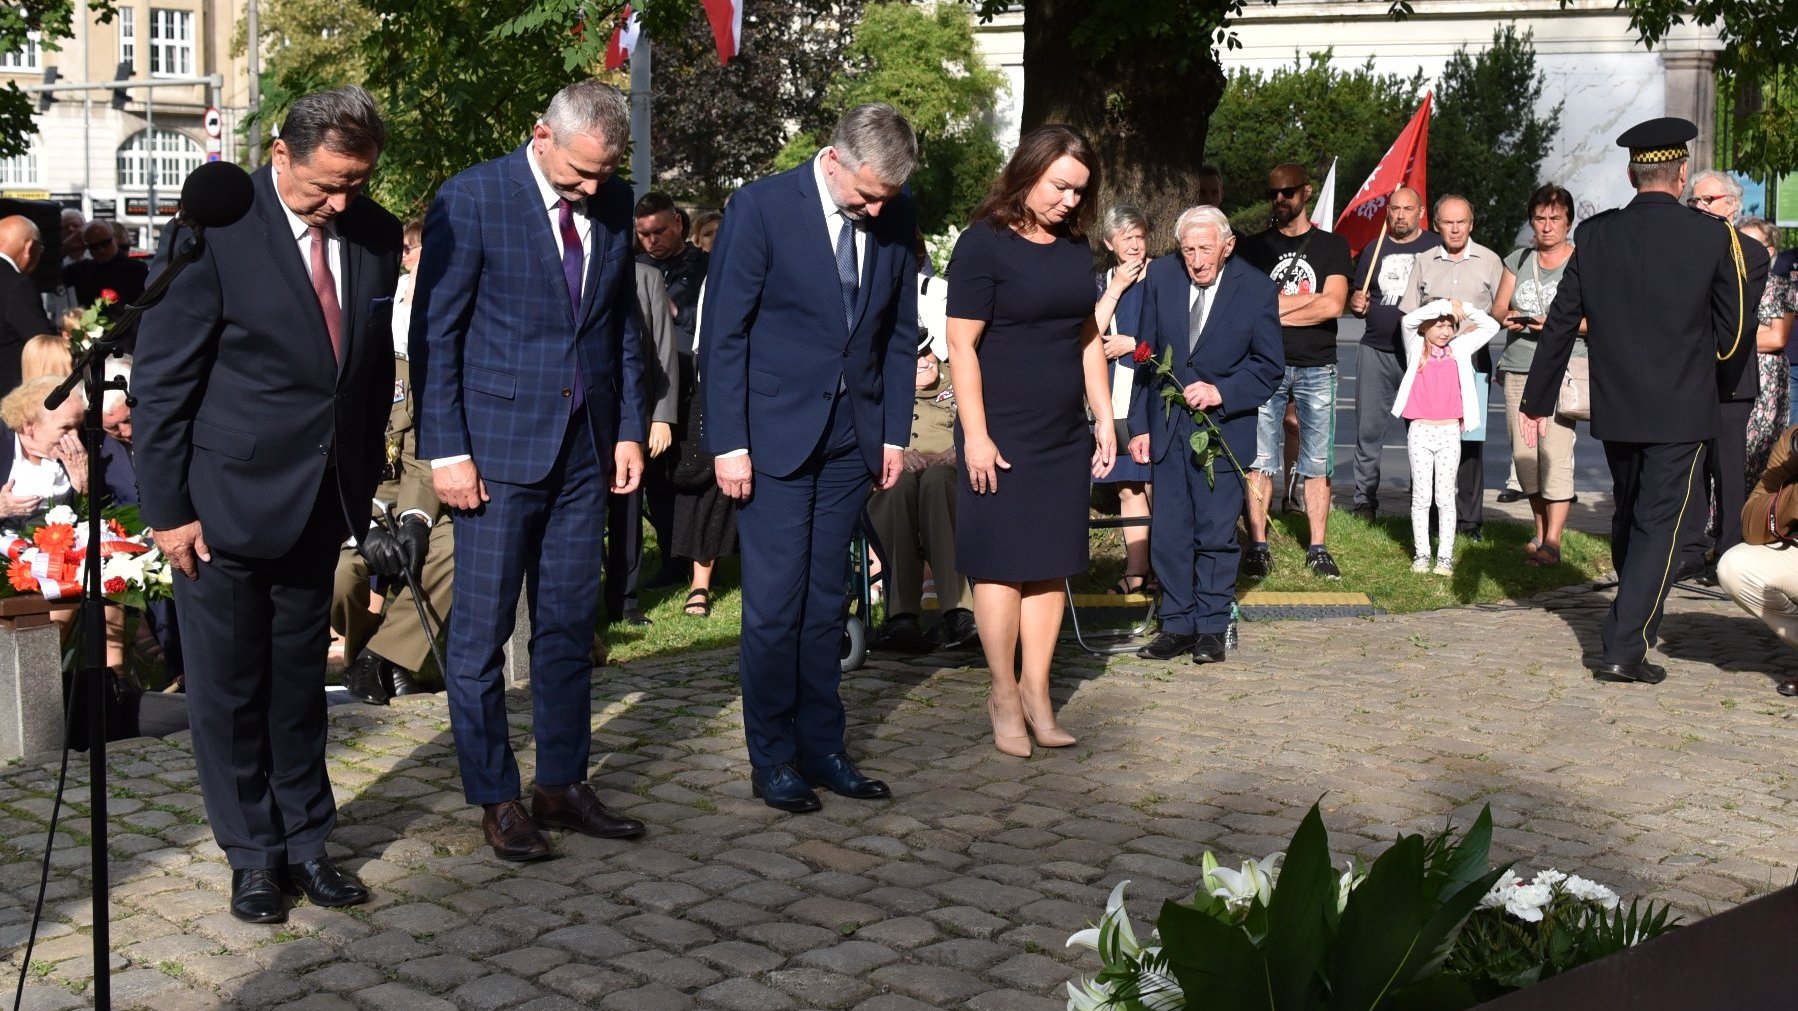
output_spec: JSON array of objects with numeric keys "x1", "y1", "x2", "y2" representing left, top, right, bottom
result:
[
  {"x1": 946, "y1": 125, "x2": 1121, "y2": 757},
  {"x1": 1094, "y1": 205, "x2": 1152, "y2": 593}
]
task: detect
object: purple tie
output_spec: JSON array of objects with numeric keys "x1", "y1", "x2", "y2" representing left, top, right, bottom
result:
[{"x1": 558, "y1": 198, "x2": 586, "y2": 413}]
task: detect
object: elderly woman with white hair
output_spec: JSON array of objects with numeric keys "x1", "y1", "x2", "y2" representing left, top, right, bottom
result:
[
  {"x1": 1094, "y1": 204, "x2": 1153, "y2": 594},
  {"x1": 0, "y1": 374, "x2": 86, "y2": 526},
  {"x1": 1125, "y1": 205, "x2": 1283, "y2": 666}
]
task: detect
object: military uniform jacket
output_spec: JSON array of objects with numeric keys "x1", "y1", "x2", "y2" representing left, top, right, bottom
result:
[
  {"x1": 379, "y1": 356, "x2": 448, "y2": 524},
  {"x1": 1520, "y1": 191, "x2": 1768, "y2": 444},
  {"x1": 907, "y1": 367, "x2": 956, "y2": 458}
]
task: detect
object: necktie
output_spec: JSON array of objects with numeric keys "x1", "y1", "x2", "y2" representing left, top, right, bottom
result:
[
  {"x1": 309, "y1": 225, "x2": 342, "y2": 363},
  {"x1": 558, "y1": 199, "x2": 586, "y2": 413},
  {"x1": 835, "y1": 216, "x2": 859, "y2": 332},
  {"x1": 1187, "y1": 283, "x2": 1209, "y2": 357}
]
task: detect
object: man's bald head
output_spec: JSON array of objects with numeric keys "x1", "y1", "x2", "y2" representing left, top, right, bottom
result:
[
  {"x1": 0, "y1": 216, "x2": 43, "y2": 272},
  {"x1": 1386, "y1": 187, "x2": 1423, "y2": 240}
]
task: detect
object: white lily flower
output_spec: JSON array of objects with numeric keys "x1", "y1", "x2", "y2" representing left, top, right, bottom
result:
[
  {"x1": 1067, "y1": 879, "x2": 1141, "y2": 956},
  {"x1": 43, "y1": 505, "x2": 77, "y2": 527},
  {"x1": 1336, "y1": 860, "x2": 1365, "y2": 914},
  {"x1": 1562, "y1": 875, "x2": 1620, "y2": 910},
  {"x1": 1066, "y1": 978, "x2": 1112, "y2": 1011},
  {"x1": 1205, "y1": 852, "x2": 1282, "y2": 913}
]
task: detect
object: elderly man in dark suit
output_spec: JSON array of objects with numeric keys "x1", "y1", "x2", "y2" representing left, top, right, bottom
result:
[
  {"x1": 1522, "y1": 117, "x2": 1767, "y2": 686},
  {"x1": 412, "y1": 79, "x2": 649, "y2": 861},
  {"x1": 703, "y1": 103, "x2": 919, "y2": 813},
  {"x1": 133, "y1": 86, "x2": 400, "y2": 923},
  {"x1": 1128, "y1": 205, "x2": 1284, "y2": 665},
  {"x1": 0, "y1": 215, "x2": 49, "y2": 392}
]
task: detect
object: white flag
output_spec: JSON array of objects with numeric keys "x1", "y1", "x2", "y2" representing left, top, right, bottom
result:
[{"x1": 1310, "y1": 157, "x2": 1338, "y2": 232}]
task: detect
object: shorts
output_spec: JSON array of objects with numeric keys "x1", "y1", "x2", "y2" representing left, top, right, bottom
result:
[{"x1": 1252, "y1": 364, "x2": 1337, "y2": 479}]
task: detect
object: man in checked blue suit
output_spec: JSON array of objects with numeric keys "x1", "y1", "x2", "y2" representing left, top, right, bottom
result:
[
  {"x1": 702, "y1": 104, "x2": 920, "y2": 812},
  {"x1": 412, "y1": 80, "x2": 650, "y2": 860},
  {"x1": 1128, "y1": 206, "x2": 1284, "y2": 665}
]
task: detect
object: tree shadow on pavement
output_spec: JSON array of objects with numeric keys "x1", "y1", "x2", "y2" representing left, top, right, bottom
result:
[{"x1": 1654, "y1": 606, "x2": 1798, "y2": 691}]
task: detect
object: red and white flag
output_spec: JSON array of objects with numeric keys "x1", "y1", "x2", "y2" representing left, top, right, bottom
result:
[
  {"x1": 605, "y1": 4, "x2": 640, "y2": 72},
  {"x1": 1334, "y1": 92, "x2": 1432, "y2": 257},
  {"x1": 702, "y1": 0, "x2": 743, "y2": 64}
]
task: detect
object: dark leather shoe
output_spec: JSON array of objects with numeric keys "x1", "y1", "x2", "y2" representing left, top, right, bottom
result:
[
  {"x1": 388, "y1": 663, "x2": 425, "y2": 696},
  {"x1": 284, "y1": 857, "x2": 369, "y2": 907},
  {"x1": 1240, "y1": 545, "x2": 1273, "y2": 580},
  {"x1": 798, "y1": 752, "x2": 890, "y2": 800},
  {"x1": 1590, "y1": 660, "x2": 1667, "y2": 685},
  {"x1": 1496, "y1": 488, "x2": 1525, "y2": 503},
  {"x1": 873, "y1": 613, "x2": 928, "y2": 651},
  {"x1": 531, "y1": 782, "x2": 646, "y2": 839},
  {"x1": 622, "y1": 608, "x2": 652, "y2": 627},
  {"x1": 1138, "y1": 631, "x2": 1197, "y2": 661},
  {"x1": 938, "y1": 608, "x2": 978, "y2": 649},
  {"x1": 750, "y1": 764, "x2": 822, "y2": 813},
  {"x1": 1191, "y1": 632, "x2": 1227, "y2": 665},
  {"x1": 342, "y1": 649, "x2": 393, "y2": 705},
  {"x1": 1777, "y1": 677, "x2": 1798, "y2": 697},
  {"x1": 230, "y1": 868, "x2": 288, "y2": 923},
  {"x1": 483, "y1": 799, "x2": 553, "y2": 861}
]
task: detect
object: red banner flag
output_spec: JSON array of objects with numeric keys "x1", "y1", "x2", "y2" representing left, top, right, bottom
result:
[
  {"x1": 604, "y1": 5, "x2": 639, "y2": 71},
  {"x1": 702, "y1": 0, "x2": 743, "y2": 63},
  {"x1": 1335, "y1": 92, "x2": 1432, "y2": 258}
]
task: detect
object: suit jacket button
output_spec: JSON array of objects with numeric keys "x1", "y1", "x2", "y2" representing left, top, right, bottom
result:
[{"x1": 562, "y1": 389, "x2": 572, "y2": 397}]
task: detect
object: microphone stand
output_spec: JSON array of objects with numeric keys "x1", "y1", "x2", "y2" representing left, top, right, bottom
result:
[{"x1": 43, "y1": 220, "x2": 209, "y2": 1011}]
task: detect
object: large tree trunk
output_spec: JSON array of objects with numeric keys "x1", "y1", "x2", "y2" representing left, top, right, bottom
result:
[{"x1": 1020, "y1": 0, "x2": 1226, "y2": 253}]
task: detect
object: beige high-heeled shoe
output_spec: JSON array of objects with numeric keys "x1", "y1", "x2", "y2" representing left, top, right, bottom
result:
[
  {"x1": 1021, "y1": 703, "x2": 1077, "y2": 748},
  {"x1": 988, "y1": 697, "x2": 1031, "y2": 757}
]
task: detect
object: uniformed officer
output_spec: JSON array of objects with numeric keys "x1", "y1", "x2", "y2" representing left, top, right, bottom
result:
[
  {"x1": 1520, "y1": 117, "x2": 1768, "y2": 685},
  {"x1": 867, "y1": 344, "x2": 975, "y2": 650}
]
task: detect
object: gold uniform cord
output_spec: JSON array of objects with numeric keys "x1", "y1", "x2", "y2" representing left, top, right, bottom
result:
[{"x1": 1718, "y1": 223, "x2": 1747, "y2": 362}]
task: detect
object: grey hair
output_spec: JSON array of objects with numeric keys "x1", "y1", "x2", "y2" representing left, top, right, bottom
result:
[
  {"x1": 282, "y1": 85, "x2": 385, "y2": 161},
  {"x1": 1630, "y1": 157, "x2": 1685, "y2": 191},
  {"x1": 1688, "y1": 168, "x2": 1745, "y2": 204},
  {"x1": 1100, "y1": 204, "x2": 1151, "y2": 243},
  {"x1": 1740, "y1": 216, "x2": 1779, "y2": 250},
  {"x1": 103, "y1": 356, "x2": 131, "y2": 414},
  {"x1": 1174, "y1": 205, "x2": 1232, "y2": 243},
  {"x1": 831, "y1": 103, "x2": 919, "y2": 186},
  {"x1": 1432, "y1": 192, "x2": 1473, "y2": 221},
  {"x1": 543, "y1": 79, "x2": 631, "y2": 157}
]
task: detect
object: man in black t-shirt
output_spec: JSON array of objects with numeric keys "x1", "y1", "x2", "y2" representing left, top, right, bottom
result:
[
  {"x1": 1347, "y1": 187, "x2": 1440, "y2": 518},
  {"x1": 1235, "y1": 163, "x2": 1353, "y2": 579}
]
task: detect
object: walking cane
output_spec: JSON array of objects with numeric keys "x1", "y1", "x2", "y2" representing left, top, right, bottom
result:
[{"x1": 373, "y1": 501, "x2": 450, "y2": 679}]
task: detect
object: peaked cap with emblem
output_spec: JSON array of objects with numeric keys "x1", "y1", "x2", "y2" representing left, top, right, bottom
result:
[{"x1": 1617, "y1": 117, "x2": 1698, "y2": 164}]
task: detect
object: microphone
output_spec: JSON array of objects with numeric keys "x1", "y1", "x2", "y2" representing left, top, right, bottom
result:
[{"x1": 177, "y1": 161, "x2": 254, "y2": 229}]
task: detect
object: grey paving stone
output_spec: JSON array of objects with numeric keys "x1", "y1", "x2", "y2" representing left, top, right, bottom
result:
[
  {"x1": 792, "y1": 939, "x2": 900, "y2": 976},
  {"x1": 868, "y1": 962, "x2": 988, "y2": 1003},
  {"x1": 449, "y1": 972, "x2": 542, "y2": 1011},
  {"x1": 692, "y1": 978, "x2": 797, "y2": 1011}
]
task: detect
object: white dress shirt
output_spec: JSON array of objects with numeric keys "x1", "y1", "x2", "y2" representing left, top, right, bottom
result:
[{"x1": 271, "y1": 164, "x2": 343, "y2": 304}]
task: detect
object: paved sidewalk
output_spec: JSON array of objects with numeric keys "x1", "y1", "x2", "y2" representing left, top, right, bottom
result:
[{"x1": 2, "y1": 579, "x2": 1795, "y2": 1010}]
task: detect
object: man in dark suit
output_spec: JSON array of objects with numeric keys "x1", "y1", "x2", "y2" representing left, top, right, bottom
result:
[
  {"x1": 412, "y1": 79, "x2": 649, "y2": 861},
  {"x1": 1128, "y1": 206, "x2": 1284, "y2": 665},
  {"x1": 1522, "y1": 117, "x2": 1767, "y2": 686},
  {"x1": 0, "y1": 215, "x2": 49, "y2": 393},
  {"x1": 702, "y1": 103, "x2": 919, "y2": 813},
  {"x1": 133, "y1": 86, "x2": 400, "y2": 922},
  {"x1": 63, "y1": 220, "x2": 149, "y2": 306}
]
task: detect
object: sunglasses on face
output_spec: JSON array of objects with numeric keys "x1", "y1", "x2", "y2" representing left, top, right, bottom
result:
[
  {"x1": 1267, "y1": 185, "x2": 1303, "y2": 200},
  {"x1": 86, "y1": 238, "x2": 113, "y2": 250}
]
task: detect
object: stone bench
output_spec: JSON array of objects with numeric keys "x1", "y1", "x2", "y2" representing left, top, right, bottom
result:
[{"x1": 0, "y1": 595, "x2": 79, "y2": 759}]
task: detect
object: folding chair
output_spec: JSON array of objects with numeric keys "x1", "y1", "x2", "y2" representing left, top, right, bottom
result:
[{"x1": 1063, "y1": 515, "x2": 1157, "y2": 655}]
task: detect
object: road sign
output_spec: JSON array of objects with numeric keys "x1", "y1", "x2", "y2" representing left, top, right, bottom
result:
[{"x1": 203, "y1": 106, "x2": 222, "y2": 138}]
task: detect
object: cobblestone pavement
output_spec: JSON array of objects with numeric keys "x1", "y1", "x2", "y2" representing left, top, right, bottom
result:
[{"x1": 2, "y1": 577, "x2": 1795, "y2": 1011}]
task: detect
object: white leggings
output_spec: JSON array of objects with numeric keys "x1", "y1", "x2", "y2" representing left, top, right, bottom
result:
[{"x1": 1408, "y1": 421, "x2": 1459, "y2": 561}]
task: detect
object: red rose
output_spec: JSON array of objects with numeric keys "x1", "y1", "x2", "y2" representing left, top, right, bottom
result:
[
  {"x1": 104, "y1": 576, "x2": 126, "y2": 595},
  {"x1": 100, "y1": 289, "x2": 119, "y2": 304},
  {"x1": 1133, "y1": 342, "x2": 1154, "y2": 365}
]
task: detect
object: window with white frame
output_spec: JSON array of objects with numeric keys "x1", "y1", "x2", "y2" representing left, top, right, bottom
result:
[
  {"x1": 119, "y1": 8, "x2": 136, "y2": 69},
  {"x1": 0, "y1": 33, "x2": 41, "y2": 72},
  {"x1": 117, "y1": 129, "x2": 202, "y2": 189},
  {"x1": 148, "y1": 8, "x2": 192, "y2": 77},
  {"x1": 0, "y1": 146, "x2": 37, "y2": 186}
]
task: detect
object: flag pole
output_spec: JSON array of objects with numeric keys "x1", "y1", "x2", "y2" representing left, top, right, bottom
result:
[
  {"x1": 629, "y1": 34, "x2": 652, "y2": 201},
  {"x1": 1359, "y1": 223, "x2": 1389, "y2": 294}
]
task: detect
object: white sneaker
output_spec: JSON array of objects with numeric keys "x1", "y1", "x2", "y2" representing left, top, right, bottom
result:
[
  {"x1": 1433, "y1": 559, "x2": 1454, "y2": 576},
  {"x1": 1411, "y1": 556, "x2": 1430, "y2": 573}
]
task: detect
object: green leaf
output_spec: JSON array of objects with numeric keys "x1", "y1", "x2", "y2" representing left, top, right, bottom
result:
[
  {"x1": 1325, "y1": 834, "x2": 1427, "y2": 1011},
  {"x1": 1263, "y1": 804, "x2": 1336, "y2": 1009},
  {"x1": 1158, "y1": 899, "x2": 1276, "y2": 1011},
  {"x1": 1435, "y1": 806, "x2": 1496, "y2": 902},
  {"x1": 1189, "y1": 429, "x2": 1211, "y2": 456},
  {"x1": 1381, "y1": 973, "x2": 1481, "y2": 1011}
]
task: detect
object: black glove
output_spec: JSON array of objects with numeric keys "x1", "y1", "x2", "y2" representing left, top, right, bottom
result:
[
  {"x1": 358, "y1": 523, "x2": 406, "y2": 579},
  {"x1": 396, "y1": 515, "x2": 431, "y2": 584}
]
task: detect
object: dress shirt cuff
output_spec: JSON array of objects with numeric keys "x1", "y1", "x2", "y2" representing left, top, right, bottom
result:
[
  {"x1": 431, "y1": 455, "x2": 472, "y2": 469},
  {"x1": 399, "y1": 509, "x2": 432, "y2": 527},
  {"x1": 717, "y1": 449, "x2": 748, "y2": 459},
  {"x1": 884, "y1": 443, "x2": 903, "y2": 452}
]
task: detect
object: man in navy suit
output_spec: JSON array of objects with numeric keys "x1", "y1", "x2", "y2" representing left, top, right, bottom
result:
[
  {"x1": 1128, "y1": 206, "x2": 1284, "y2": 664},
  {"x1": 134, "y1": 87, "x2": 399, "y2": 922},
  {"x1": 702, "y1": 104, "x2": 919, "y2": 812},
  {"x1": 412, "y1": 79, "x2": 649, "y2": 861}
]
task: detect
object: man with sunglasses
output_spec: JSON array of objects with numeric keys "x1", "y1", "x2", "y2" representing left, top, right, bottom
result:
[
  {"x1": 1236, "y1": 163, "x2": 1353, "y2": 580},
  {"x1": 62, "y1": 220, "x2": 149, "y2": 308}
]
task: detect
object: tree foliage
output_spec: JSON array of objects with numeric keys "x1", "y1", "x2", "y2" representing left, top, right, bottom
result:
[
  {"x1": 1430, "y1": 27, "x2": 1561, "y2": 252},
  {"x1": 1205, "y1": 53, "x2": 1426, "y2": 227},
  {"x1": 0, "y1": 1, "x2": 116, "y2": 160},
  {"x1": 774, "y1": 1, "x2": 1006, "y2": 233}
]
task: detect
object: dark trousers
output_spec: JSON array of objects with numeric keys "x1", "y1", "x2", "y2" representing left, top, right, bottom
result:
[
  {"x1": 1150, "y1": 426, "x2": 1244, "y2": 636},
  {"x1": 1676, "y1": 401, "x2": 1753, "y2": 570},
  {"x1": 1352, "y1": 343, "x2": 1405, "y2": 509},
  {"x1": 175, "y1": 477, "x2": 342, "y2": 869},
  {"x1": 736, "y1": 400, "x2": 869, "y2": 768},
  {"x1": 1602, "y1": 440, "x2": 1707, "y2": 664},
  {"x1": 445, "y1": 411, "x2": 605, "y2": 804}
]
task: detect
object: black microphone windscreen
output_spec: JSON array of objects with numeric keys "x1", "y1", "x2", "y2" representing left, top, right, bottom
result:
[{"x1": 179, "y1": 162, "x2": 255, "y2": 229}]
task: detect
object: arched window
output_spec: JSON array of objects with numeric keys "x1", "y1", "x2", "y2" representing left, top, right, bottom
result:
[{"x1": 117, "y1": 129, "x2": 203, "y2": 189}]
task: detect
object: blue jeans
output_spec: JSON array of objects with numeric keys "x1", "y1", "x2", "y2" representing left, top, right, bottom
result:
[{"x1": 1252, "y1": 365, "x2": 1337, "y2": 479}]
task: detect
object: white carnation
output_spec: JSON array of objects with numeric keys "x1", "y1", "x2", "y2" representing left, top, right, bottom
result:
[
  {"x1": 1504, "y1": 882, "x2": 1553, "y2": 922},
  {"x1": 1562, "y1": 875, "x2": 1620, "y2": 910}
]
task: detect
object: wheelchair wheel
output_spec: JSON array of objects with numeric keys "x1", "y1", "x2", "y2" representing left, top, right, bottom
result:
[{"x1": 840, "y1": 614, "x2": 867, "y2": 673}]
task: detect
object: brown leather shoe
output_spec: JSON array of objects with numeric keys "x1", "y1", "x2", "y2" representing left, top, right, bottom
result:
[
  {"x1": 531, "y1": 782, "x2": 646, "y2": 839},
  {"x1": 482, "y1": 799, "x2": 552, "y2": 861}
]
